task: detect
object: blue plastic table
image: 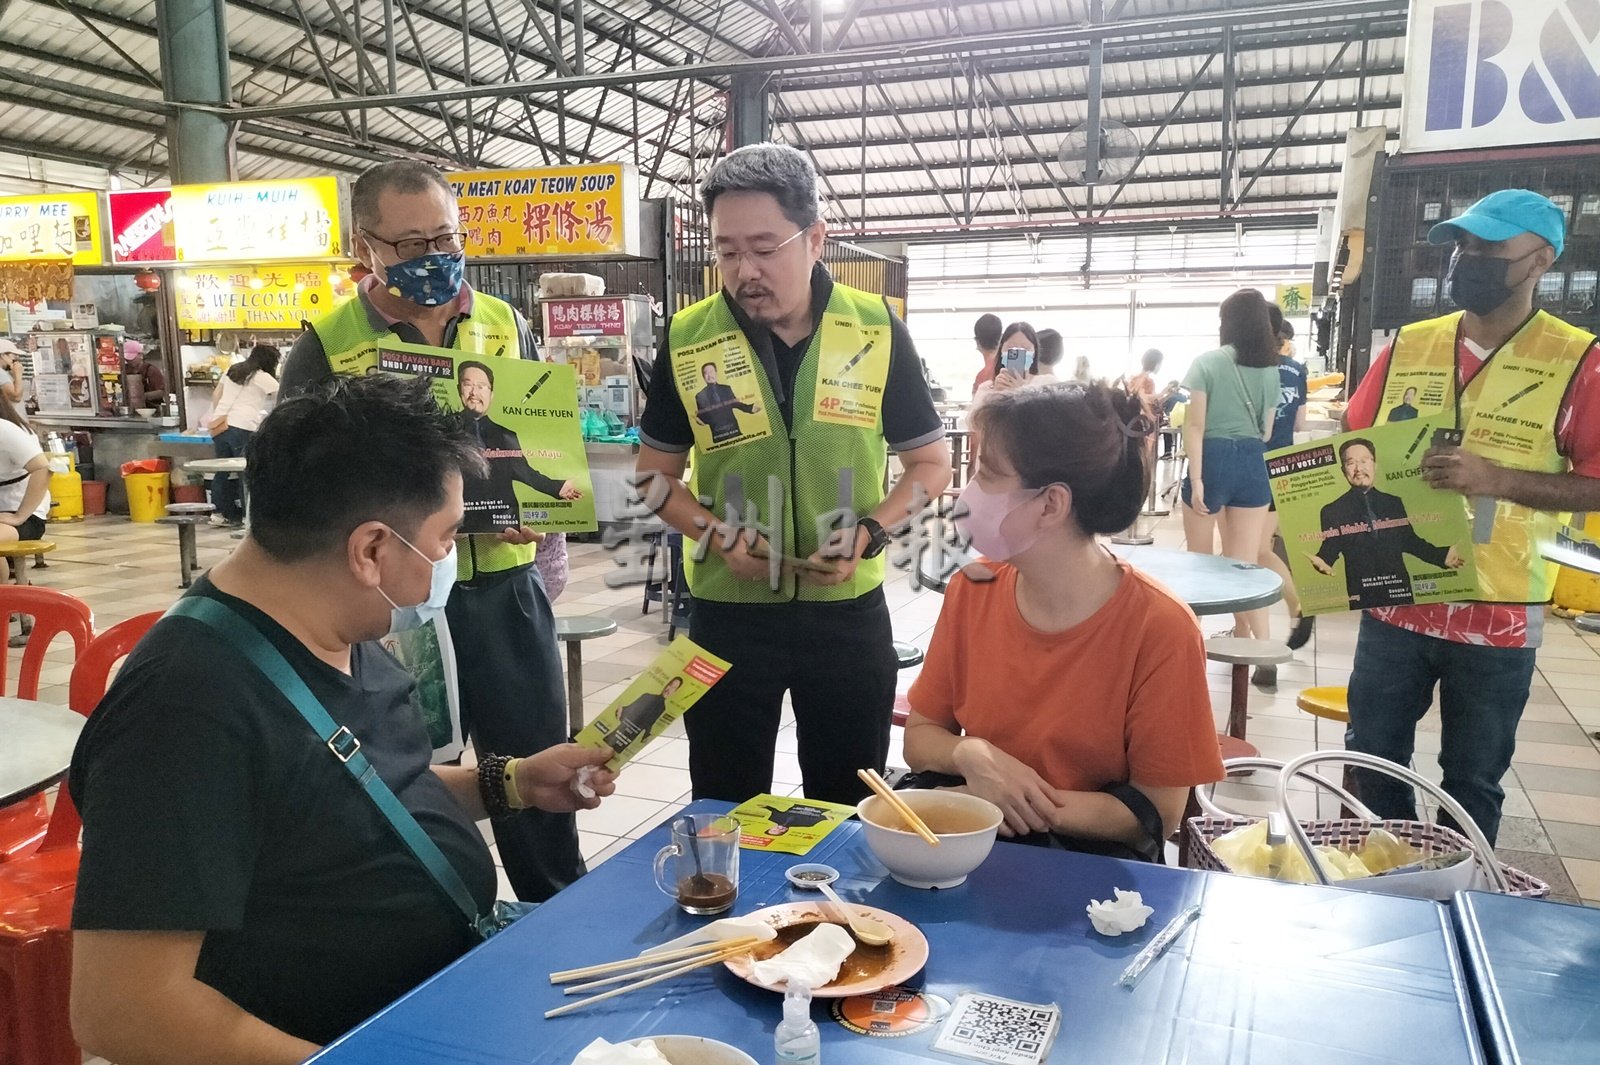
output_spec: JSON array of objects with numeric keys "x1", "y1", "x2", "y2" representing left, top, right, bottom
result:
[
  {"x1": 1452, "y1": 891, "x2": 1600, "y2": 1065},
  {"x1": 310, "y1": 802, "x2": 1483, "y2": 1064}
]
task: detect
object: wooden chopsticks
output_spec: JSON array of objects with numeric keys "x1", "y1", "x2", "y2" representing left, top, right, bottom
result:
[
  {"x1": 857, "y1": 767, "x2": 940, "y2": 846},
  {"x1": 544, "y1": 936, "x2": 760, "y2": 1018}
]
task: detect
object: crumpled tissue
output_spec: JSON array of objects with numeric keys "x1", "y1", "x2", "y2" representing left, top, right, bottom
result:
[
  {"x1": 1086, "y1": 889, "x2": 1155, "y2": 936},
  {"x1": 571, "y1": 1036, "x2": 672, "y2": 1065},
  {"x1": 750, "y1": 922, "x2": 854, "y2": 988},
  {"x1": 573, "y1": 765, "x2": 599, "y2": 801},
  {"x1": 639, "y1": 916, "x2": 778, "y2": 958}
]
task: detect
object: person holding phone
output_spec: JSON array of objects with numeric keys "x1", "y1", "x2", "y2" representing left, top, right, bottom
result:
[
  {"x1": 903, "y1": 382, "x2": 1223, "y2": 859},
  {"x1": 971, "y1": 321, "x2": 1041, "y2": 410}
]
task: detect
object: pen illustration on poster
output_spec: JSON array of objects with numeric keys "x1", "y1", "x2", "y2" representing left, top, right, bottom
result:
[
  {"x1": 573, "y1": 637, "x2": 731, "y2": 771},
  {"x1": 672, "y1": 333, "x2": 773, "y2": 453},
  {"x1": 1268, "y1": 417, "x2": 1478, "y2": 614},
  {"x1": 378, "y1": 343, "x2": 597, "y2": 534}
]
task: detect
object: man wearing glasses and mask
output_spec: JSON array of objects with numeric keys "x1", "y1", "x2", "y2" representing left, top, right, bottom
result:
[
  {"x1": 1340, "y1": 189, "x2": 1600, "y2": 847},
  {"x1": 635, "y1": 143, "x2": 950, "y2": 805},
  {"x1": 281, "y1": 162, "x2": 579, "y2": 903}
]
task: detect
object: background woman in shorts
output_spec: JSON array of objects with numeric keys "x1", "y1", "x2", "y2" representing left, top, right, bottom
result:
[
  {"x1": 1179, "y1": 289, "x2": 1279, "y2": 640},
  {"x1": 0, "y1": 389, "x2": 51, "y2": 546}
]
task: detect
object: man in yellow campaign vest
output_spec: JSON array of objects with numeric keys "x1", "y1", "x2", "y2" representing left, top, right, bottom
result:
[
  {"x1": 636, "y1": 144, "x2": 951, "y2": 804},
  {"x1": 281, "y1": 162, "x2": 580, "y2": 901},
  {"x1": 1342, "y1": 190, "x2": 1600, "y2": 846}
]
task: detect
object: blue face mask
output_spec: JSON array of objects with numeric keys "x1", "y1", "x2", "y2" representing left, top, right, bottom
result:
[
  {"x1": 379, "y1": 529, "x2": 458, "y2": 633},
  {"x1": 381, "y1": 251, "x2": 465, "y2": 307}
]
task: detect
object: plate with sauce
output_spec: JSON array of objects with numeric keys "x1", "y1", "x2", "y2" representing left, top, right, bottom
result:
[{"x1": 723, "y1": 902, "x2": 929, "y2": 998}]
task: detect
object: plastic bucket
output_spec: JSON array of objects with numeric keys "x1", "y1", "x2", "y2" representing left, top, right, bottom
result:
[
  {"x1": 81, "y1": 480, "x2": 107, "y2": 515},
  {"x1": 48, "y1": 469, "x2": 83, "y2": 521},
  {"x1": 123, "y1": 472, "x2": 171, "y2": 522}
]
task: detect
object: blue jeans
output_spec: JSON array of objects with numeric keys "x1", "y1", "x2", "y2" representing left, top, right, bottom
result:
[
  {"x1": 211, "y1": 427, "x2": 251, "y2": 522},
  {"x1": 1345, "y1": 614, "x2": 1536, "y2": 847}
]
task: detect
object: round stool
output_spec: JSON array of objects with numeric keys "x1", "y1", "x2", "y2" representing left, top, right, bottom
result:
[
  {"x1": 1296, "y1": 686, "x2": 1349, "y2": 750},
  {"x1": 555, "y1": 615, "x2": 618, "y2": 735},
  {"x1": 894, "y1": 642, "x2": 924, "y2": 669},
  {"x1": 0, "y1": 540, "x2": 55, "y2": 587},
  {"x1": 1205, "y1": 636, "x2": 1293, "y2": 751},
  {"x1": 1576, "y1": 614, "x2": 1600, "y2": 636},
  {"x1": 155, "y1": 515, "x2": 209, "y2": 588}
]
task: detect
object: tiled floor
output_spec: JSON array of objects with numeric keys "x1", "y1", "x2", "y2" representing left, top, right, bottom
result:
[{"x1": 29, "y1": 495, "x2": 1600, "y2": 906}]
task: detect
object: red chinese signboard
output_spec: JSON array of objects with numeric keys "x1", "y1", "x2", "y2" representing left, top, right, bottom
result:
[
  {"x1": 108, "y1": 189, "x2": 177, "y2": 264},
  {"x1": 543, "y1": 297, "x2": 628, "y2": 337}
]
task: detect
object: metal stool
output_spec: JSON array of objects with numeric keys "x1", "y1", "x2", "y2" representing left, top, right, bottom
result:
[
  {"x1": 1205, "y1": 637, "x2": 1293, "y2": 760},
  {"x1": 555, "y1": 615, "x2": 618, "y2": 735},
  {"x1": 156, "y1": 515, "x2": 211, "y2": 588}
]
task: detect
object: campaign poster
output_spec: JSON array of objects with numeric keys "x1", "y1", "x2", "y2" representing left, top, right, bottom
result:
[
  {"x1": 377, "y1": 342, "x2": 597, "y2": 534},
  {"x1": 574, "y1": 636, "x2": 730, "y2": 771},
  {"x1": 728, "y1": 794, "x2": 857, "y2": 856},
  {"x1": 671, "y1": 332, "x2": 772, "y2": 454},
  {"x1": 1267, "y1": 416, "x2": 1479, "y2": 614}
]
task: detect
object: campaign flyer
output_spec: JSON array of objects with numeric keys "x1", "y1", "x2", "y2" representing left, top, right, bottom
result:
[
  {"x1": 378, "y1": 341, "x2": 597, "y2": 534},
  {"x1": 574, "y1": 636, "x2": 731, "y2": 771},
  {"x1": 1267, "y1": 416, "x2": 1478, "y2": 614},
  {"x1": 729, "y1": 793, "x2": 858, "y2": 855}
]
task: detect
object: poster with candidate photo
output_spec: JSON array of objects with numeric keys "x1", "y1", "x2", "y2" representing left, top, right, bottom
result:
[
  {"x1": 377, "y1": 342, "x2": 598, "y2": 534},
  {"x1": 1267, "y1": 416, "x2": 1479, "y2": 614},
  {"x1": 670, "y1": 332, "x2": 773, "y2": 455}
]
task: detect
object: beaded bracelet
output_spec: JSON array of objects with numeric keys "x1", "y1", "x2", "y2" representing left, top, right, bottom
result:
[{"x1": 478, "y1": 754, "x2": 514, "y2": 818}]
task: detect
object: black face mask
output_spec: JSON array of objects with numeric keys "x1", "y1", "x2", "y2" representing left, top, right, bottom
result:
[{"x1": 1447, "y1": 249, "x2": 1536, "y2": 317}]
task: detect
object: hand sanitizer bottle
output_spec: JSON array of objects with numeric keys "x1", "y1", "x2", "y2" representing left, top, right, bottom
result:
[{"x1": 774, "y1": 982, "x2": 820, "y2": 1064}]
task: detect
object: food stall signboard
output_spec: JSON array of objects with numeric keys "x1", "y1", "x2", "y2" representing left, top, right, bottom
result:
[
  {"x1": 543, "y1": 297, "x2": 630, "y2": 338},
  {"x1": 0, "y1": 193, "x2": 103, "y2": 265},
  {"x1": 448, "y1": 164, "x2": 640, "y2": 258},
  {"x1": 109, "y1": 178, "x2": 343, "y2": 265},
  {"x1": 174, "y1": 263, "x2": 351, "y2": 330}
]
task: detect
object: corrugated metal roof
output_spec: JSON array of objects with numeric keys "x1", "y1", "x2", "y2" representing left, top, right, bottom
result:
[{"x1": 2, "y1": 0, "x2": 1408, "y2": 235}]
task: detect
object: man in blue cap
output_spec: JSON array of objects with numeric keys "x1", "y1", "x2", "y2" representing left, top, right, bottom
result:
[{"x1": 1342, "y1": 189, "x2": 1600, "y2": 846}]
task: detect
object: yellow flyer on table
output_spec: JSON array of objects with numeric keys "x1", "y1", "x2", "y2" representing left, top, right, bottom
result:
[
  {"x1": 729, "y1": 793, "x2": 857, "y2": 855},
  {"x1": 574, "y1": 636, "x2": 730, "y2": 771}
]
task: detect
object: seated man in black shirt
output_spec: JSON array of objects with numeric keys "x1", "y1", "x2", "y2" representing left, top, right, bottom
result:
[{"x1": 68, "y1": 375, "x2": 617, "y2": 1065}]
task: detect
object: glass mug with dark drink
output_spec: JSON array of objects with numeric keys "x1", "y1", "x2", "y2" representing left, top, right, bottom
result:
[{"x1": 654, "y1": 813, "x2": 739, "y2": 915}]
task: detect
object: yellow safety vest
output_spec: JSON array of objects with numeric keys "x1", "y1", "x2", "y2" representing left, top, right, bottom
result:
[
  {"x1": 309, "y1": 292, "x2": 534, "y2": 579},
  {"x1": 1378, "y1": 310, "x2": 1596, "y2": 603},
  {"x1": 668, "y1": 283, "x2": 893, "y2": 604}
]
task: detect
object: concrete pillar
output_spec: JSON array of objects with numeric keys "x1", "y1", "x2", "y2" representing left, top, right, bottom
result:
[{"x1": 156, "y1": 0, "x2": 234, "y2": 183}]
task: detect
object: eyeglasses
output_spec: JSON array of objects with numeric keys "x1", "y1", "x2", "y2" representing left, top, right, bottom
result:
[
  {"x1": 712, "y1": 225, "x2": 809, "y2": 270},
  {"x1": 361, "y1": 229, "x2": 468, "y2": 260}
]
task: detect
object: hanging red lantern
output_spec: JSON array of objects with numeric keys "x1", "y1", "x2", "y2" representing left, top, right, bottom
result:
[{"x1": 133, "y1": 269, "x2": 161, "y2": 291}]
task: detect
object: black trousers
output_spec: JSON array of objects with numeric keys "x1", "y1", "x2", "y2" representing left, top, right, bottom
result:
[
  {"x1": 685, "y1": 589, "x2": 896, "y2": 805},
  {"x1": 445, "y1": 563, "x2": 583, "y2": 901}
]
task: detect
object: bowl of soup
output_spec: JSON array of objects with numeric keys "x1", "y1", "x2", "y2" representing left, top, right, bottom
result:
[{"x1": 856, "y1": 790, "x2": 1003, "y2": 889}]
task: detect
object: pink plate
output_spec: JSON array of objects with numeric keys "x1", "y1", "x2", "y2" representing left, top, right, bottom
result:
[{"x1": 723, "y1": 902, "x2": 930, "y2": 999}]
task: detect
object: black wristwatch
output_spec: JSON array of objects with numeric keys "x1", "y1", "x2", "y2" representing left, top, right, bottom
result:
[{"x1": 857, "y1": 516, "x2": 890, "y2": 560}]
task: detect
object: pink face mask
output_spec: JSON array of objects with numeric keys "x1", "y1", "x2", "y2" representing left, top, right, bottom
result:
[{"x1": 955, "y1": 480, "x2": 1046, "y2": 561}]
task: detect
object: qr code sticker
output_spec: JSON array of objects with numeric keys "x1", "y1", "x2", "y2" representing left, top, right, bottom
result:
[{"x1": 931, "y1": 992, "x2": 1061, "y2": 1065}]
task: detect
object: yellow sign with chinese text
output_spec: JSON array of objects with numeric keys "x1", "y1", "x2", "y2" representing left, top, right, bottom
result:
[
  {"x1": 168, "y1": 178, "x2": 342, "y2": 264},
  {"x1": 447, "y1": 165, "x2": 640, "y2": 258},
  {"x1": 0, "y1": 193, "x2": 103, "y2": 265},
  {"x1": 1276, "y1": 284, "x2": 1312, "y2": 316},
  {"x1": 174, "y1": 262, "x2": 354, "y2": 330}
]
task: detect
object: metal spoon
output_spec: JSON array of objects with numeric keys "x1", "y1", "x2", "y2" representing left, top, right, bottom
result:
[
  {"x1": 678, "y1": 814, "x2": 712, "y2": 894},
  {"x1": 814, "y1": 881, "x2": 894, "y2": 947}
]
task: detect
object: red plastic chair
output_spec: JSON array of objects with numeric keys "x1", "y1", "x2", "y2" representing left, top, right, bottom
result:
[
  {"x1": 0, "y1": 611, "x2": 161, "y2": 1065},
  {"x1": 0, "y1": 588, "x2": 94, "y2": 865}
]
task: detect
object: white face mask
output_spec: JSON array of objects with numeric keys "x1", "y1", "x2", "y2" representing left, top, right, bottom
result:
[{"x1": 378, "y1": 528, "x2": 458, "y2": 633}]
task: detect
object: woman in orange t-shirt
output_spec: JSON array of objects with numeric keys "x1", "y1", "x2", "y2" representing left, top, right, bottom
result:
[{"x1": 906, "y1": 382, "x2": 1223, "y2": 857}]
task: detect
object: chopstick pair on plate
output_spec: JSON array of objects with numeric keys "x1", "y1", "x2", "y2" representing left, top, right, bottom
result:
[
  {"x1": 857, "y1": 767, "x2": 940, "y2": 846},
  {"x1": 544, "y1": 936, "x2": 761, "y2": 1018}
]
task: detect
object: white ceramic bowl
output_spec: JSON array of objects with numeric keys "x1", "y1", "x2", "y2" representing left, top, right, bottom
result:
[
  {"x1": 622, "y1": 1035, "x2": 758, "y2": 1065},
  {"x1": 856, "y1": 790, "x2": 1003, "y2": 889},
  {"x1": 134, "y1": 408, "x2": 157, "y2": 417}
]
